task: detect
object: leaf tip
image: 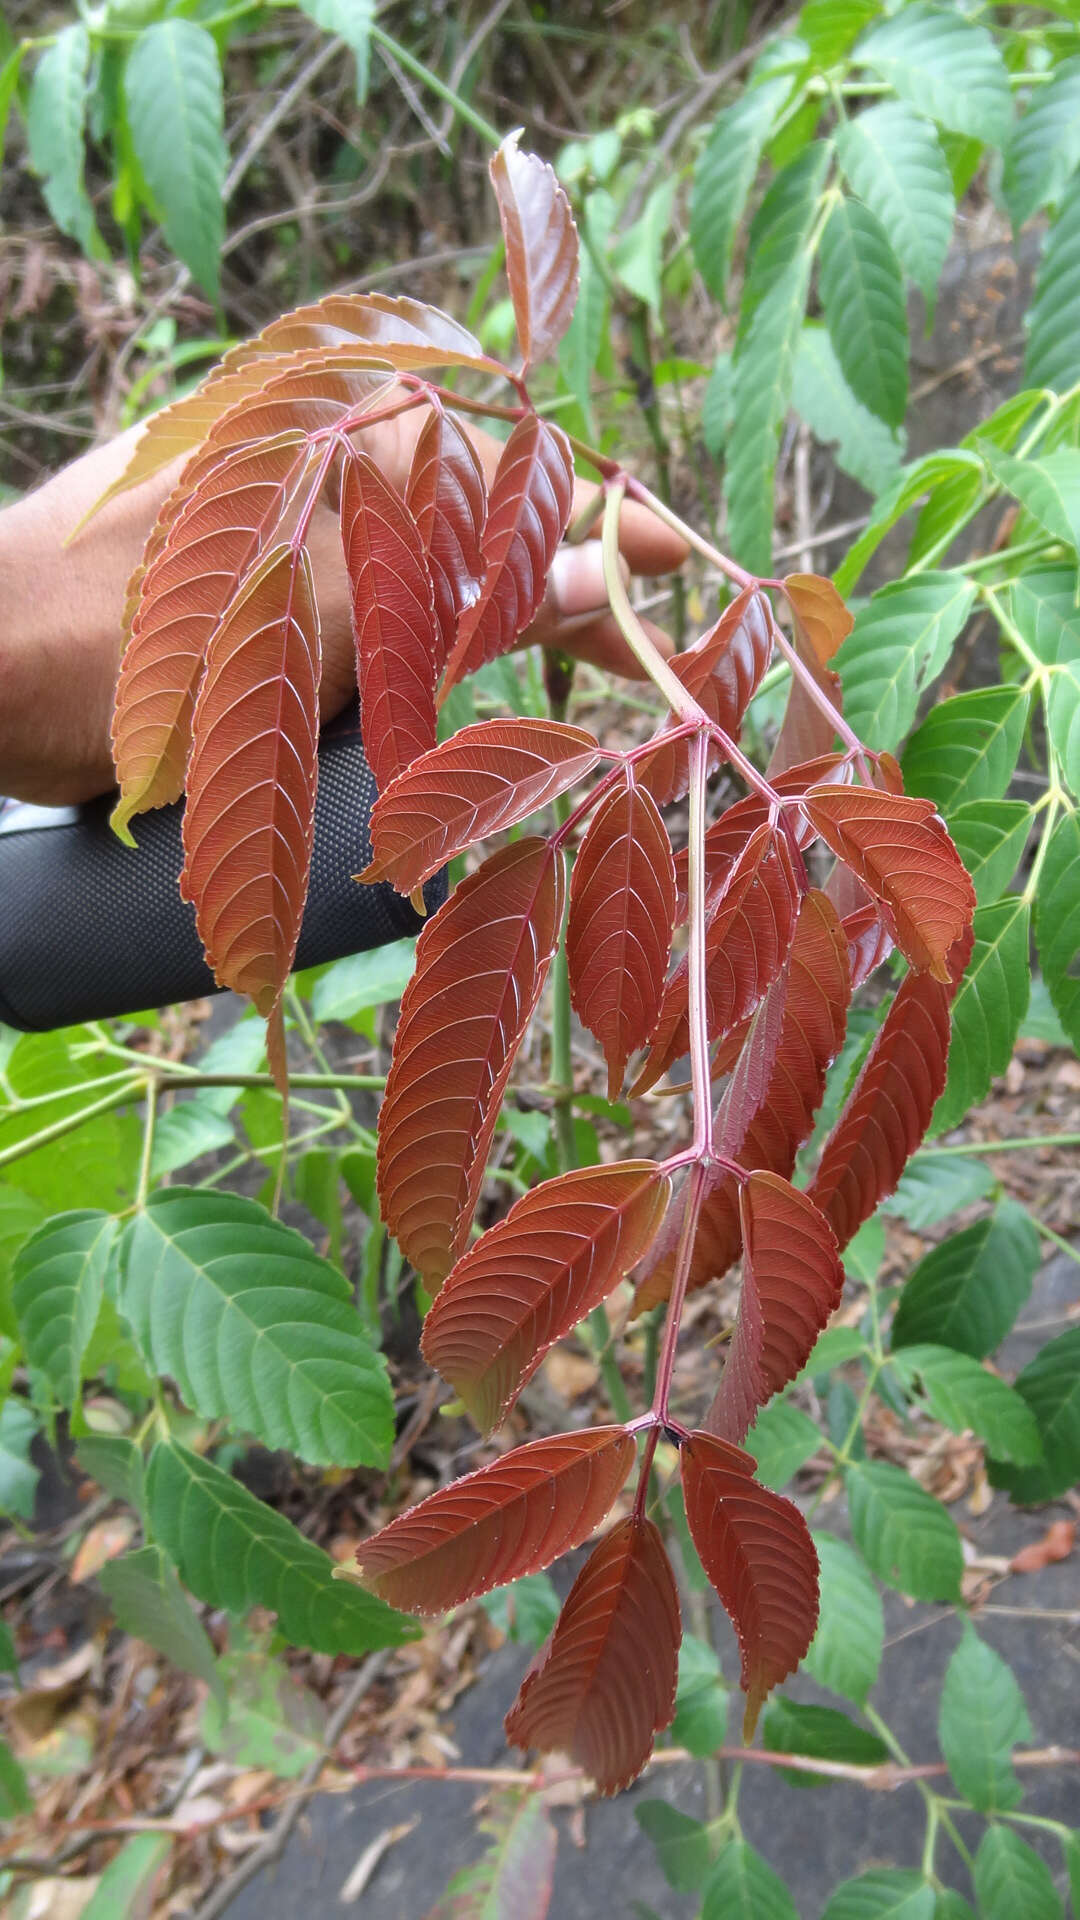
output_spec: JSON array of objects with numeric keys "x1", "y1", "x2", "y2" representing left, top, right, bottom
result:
[{"x1": 109, "y1": 798, "x2": 139, "y2": 849}]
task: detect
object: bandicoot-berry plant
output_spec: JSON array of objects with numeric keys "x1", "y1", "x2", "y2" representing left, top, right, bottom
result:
[{"x1": 88, "y1": 136, "x2": 981, "y2": 1793}]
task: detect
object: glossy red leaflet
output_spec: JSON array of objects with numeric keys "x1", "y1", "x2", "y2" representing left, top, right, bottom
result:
[
  {"x1": 505, "y1": 1516, "x2": 680, "y2": 1795},
  {"x1": 805, "y1": 784, "x2": 975, "y2": 982},
  {"x1": 769, "y1": 573, "x2": 852, "y2": 775},
  {"x1": 637, "y1": 588, "x2": 775, "y2": 808},
  {"x1": 681, "y1": 1430, "x2": 819, "y2": 1737},
  {"x1": 421, "y1": 1162, "x2": 670, "y2": 1434},
  {"x1": 490, "y1": 133, "x2": 580, "y2": 373},
  {"x1": 353, "y1": 1427, "x2": 633, "y2": 1614},
  {"x1": 360, "y1": 718, "x2": 601, "y2": 895},
  {"x1": 567, "y1": 779, "x2": 677, "y2": 1098},
  {"x1": 340, "y1": 450, "x2": 438, "y2": 794},
  {"x1": 405, "y1": 408, "x2": 487, "y2": 673}
]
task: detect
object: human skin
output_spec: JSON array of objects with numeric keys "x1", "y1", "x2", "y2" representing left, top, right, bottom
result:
[{"x1": 0, "y1": 404, "x2": 686, "y2": 807}]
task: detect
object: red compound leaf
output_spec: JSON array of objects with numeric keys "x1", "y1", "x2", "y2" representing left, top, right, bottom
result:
[
  {"x1": 360, "y1": 718, "x2": 601, "y2": 895},
  {"x1": 353, "y1": 1427, "x2": 633, "y2": 1615},
  {"x1": 637, "y1": 587, "x2": 775, "y2": 808},
  {"x1": 805, "y1": 785, "x2": 975, "y2": 982},
  {"x1": 111, "y1": 431, "x2": 310, "y2": 840},
  {"x1": 671, "y1": 753, "x2": 851, "y2": 919},
  {"x1": 567, "y1": 779, "x2": 677, "y2": 1098},
  {"x1": 705, "y1": 1174, "x2": 843, "y2": 1444},
  {"x1": 405, "y1": 408, "x2": 487, "y2": 674},
  {"x1": 632, "y1": 890, "x2": 849, "y2": 1315},
  {"x1": 504, "y1": 1516, "x2": 680, "y2": 1795},
  {"x1": 633, "y1": 825, "x2": 798, "y2": 1095},
  {"x1": 491, "y1": 132, "x2": 580, "y2": 373},
  {"x1": 441, "y1": 415, "x2": 574, "y2": 690},
  {"x1": 340, "y1": 450, "x2": 438, "y2": 794},
  {"x1": 681, "y1": 1430, "x2": 819, "y2": 1738},
  {"x1": 180, "y1": 543, "x2": 320, "y2": 1087},
  {"x1": 769, "y1": 573, "x2": 852, "y2": 776},
  {"x1": 242, "y1": 291, "x2": 487, "y2": 362},
  {"x1": 421, "y1": 1162, "x2": 670, "y2": 1434},
  {"x1": 377, "y1": 837, "x2": 565, "y2": 1286}
]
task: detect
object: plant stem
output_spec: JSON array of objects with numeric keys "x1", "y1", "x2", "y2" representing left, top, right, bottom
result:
[
  {"x1": 370, "y1": 27, "x2": 502, "y2": 145},
  {"x1": 135, "y1": 1077, "x2": 158, "y2": 1209},
  {"x1": 0, "y1": 1080, "x2": 144, "y2": 1171}
]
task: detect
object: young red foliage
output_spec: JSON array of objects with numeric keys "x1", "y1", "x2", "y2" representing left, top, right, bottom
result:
[
  {"x1": 680, "y1": 1429, "x2": 819, "y2": 1738},
  {"x1": 504, "y1": 1515, "x2": 680, "y2": 1795},
  {"x1": 180, "y1": 543, "x2": 320, "y2": 1088},
  {"x1": 636, "y1": 587, "x2": 775, "y2": 808},
  {"x1": 239, "y1": 291, "x2": 487, "y2": 362},
  {"x1": 566, "y1": 779, "x2": 677, "y2": 1097},
  {"x1": 111, "y1": 433, "x2": 311, "y2": 839},
  {"x1": 441, "y1": 414, "x2": 574, "y2": 690},
  {"x1": 405, "y1": 408, "x2": 487, "y2": 673},
  {"x1": 353, "y1": 1427, "x2": 634, "y2": 1614},
  {"x1": 805, "y1": 785, "x2": 975, "y2": 982},
  {"x1": 671, "y1": 753, "x2": 851, "y2": 919},
  {"x1": 705, "y1": 1173, "x2": 843, "y2": 1444},
  {"x1": 196, "y1": 358, "x2": 393, "y2": 450},
  {"x1": 421, "y1": 1162, "x2": 670, "y2": 1434},
  {"x1": 376, "y1": 837, "x2": 565, "y2": 1285},
  {"x1": 360, "y1": 718, "x2": 601, "y2": 895},
  {"x1": 339, "y1": 450, "x2": 439, "y2": 794},
  {"x1": 769, "y1": 573, "x2": 853, "y2": 774},
  {"x1": 490, "y1": 131, "x2": 580, "y2": 375}
]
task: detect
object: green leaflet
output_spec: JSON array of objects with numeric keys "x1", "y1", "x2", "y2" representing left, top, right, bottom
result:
[
  {"x1": 973, "y1": 1828, "x2": 1065, "y2": 1920},
  {"x1": 939, "y1": 1622, "x2": 1031, "y2": 1812},
  {"x1": 762, "y1": 1698, "x2": 888, "y2": 1787},
  {"x1": 822, "y1": 1870, "x2": 935, "y2": 1920},
  {"x1": 150, "y1": 1103, "x2": 236, "y2": 1178},
  {"x1": 738, "y1": 142, "x2": 831, "y2": 344},
  {"x1": 0, "y1": 1397, "x2": 40, "y2": 1521},
  {"x1": 933, "y1": 896, "x2": 1031, "y2": 1134},
  {"x1": 945, "y1": 801, "x2": 1033, "y2": 908},
  {"x1": 854, "y1": 4, "x2": 1012, "y2": 148},
  {"x1": 745, "y1": 1397, "x2": 821, "y2": 1489},
  {"x1": 891, "y1": 1200, "x2": 1040, "y2": 1358},
  {"x1": 845, "y1": 1460, "x2": 963, "y2": 1602},
  {"x1": 835, "y1": 101, "x2": 954, "y2": 310},
  {"x1": 818, "y1": 196, "x2": 908, "y2": 428},
  {"x1": 798, "y1": 0, "x2": 880, "y2": 70},
  {"x1": 14, "y1": 1211, "x2": 118, "y2": 1410},
  {"x1": 0, "y1": 1027, "x2": 140, "y2": 1213},
  {"x1": 146, "y1": 1441, "x2": 418, "y2": 1653},
  {"x1": 902, "y1": 684, "x2": 1029, "y2": 812},
  {"x1": 201, "y1": 1649, "x2": 326, "y2": 1778},
  {"x1": 634, "y1": 1803, "x2": 711, "y2": 1894},
  {"x1": 26, "y1": 24, "x2": 104, "y2": 259},
  {"x1": 76, "y1": 1435, "x2": 145, "y2": 1511},
  {"x1": 295, "y1": 0, "x2": 375, "y2": 99},
  {"x1": 803, "y1": 1533, "x2": 884, "y2": 1706},
  {"x1": 100, "y1": 1545, "x2": 224, "y2": 1706},
  {"x1": 989, "y1": 1326, "x2": 1080, "y2": 1505},
  {"x1": 1048, "y1": 661, "x2": 1080, "y2": 797},
  {"x1": 81, "y1": 1835, "x2": 172, "y2": 1920},
  {"x1": 726, "y1": 252, "x2": 816, "y2": 575},
  {"x1": 702, "y1": 1840, "x2": 799, "y2": 1920},
  {"x1": 612, "y1": 177, "x2": 676, "y2": 313},
  {"x1": 889, "y1": 1344, "x2": 1043, "y2": 1465},
  {"x1": 1004, "y1": 55, "x2": 1080, "y2": 230},
  {"x1": 119, "y1": 1188, "x2": 393, "y2": 1468},
  {"x1": 1036, "y1": 810, "x2": 1080, "y2": 1050},
  {"x1": 908, "y1": 390, "x2": 1044, "y2": 568},
  {"x1": 834, "y1": 451, "x2": 983, "y2": 596},
  {"x1": 791, "y1": 322, "x2": 904, "y2": 496},
  {"x1": 690, "y1": 74, "x2": 793, "y2": 299},
  {"x1": 311, "y1": 937, "x2": 418, "y2": 1024},
  {"x1": 125, "y1": 21, "x2": 226, "y2": 299},
  {"x1": 982, "y1": 444, "x2": 1080, "y2": 556},
  {"x1": 670, "y1": 1632, "x2": 728, "y2": 1757},
  {"x1": 884, "y1": 1150, "x2": 996, "y2": 1228},
  {"x1": 0, "y1": 1187, "x2": 45, "y2": 1340},
  {"x1": 836, "y1": 572, "x2": 974, "y2": 750},
  {"x1": 0, "y1": 1738, "x2": 31, "y2": 1819},
  {"x1": 558, "y1": 187, "x2": 614, "y2": 436},
  {"x1": 479, "y1": 1572, "x2": 560, "y2": 1649},
  {"x1": 1025, "y1": 171, "x2": 1080, "y2": 393}
]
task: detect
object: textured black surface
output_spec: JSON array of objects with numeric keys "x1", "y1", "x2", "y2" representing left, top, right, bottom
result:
[{"x1": 0, "y1": 711, "x2": 444, "y2": 1032}]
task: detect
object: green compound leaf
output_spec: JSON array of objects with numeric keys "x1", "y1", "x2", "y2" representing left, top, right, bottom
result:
[
  {"x1": 690, "y1": 74, "x2": 793, "y2": 299},
  {"x1": 792, "y1": 323, "x2": 904, "y2": 497},
  {"x1": 945, "y1": 801, "x2": 1032, "y2": 909},
  {"x1": 125, "y1": 21, "x2": 226, "y2": 299},
  {"x1": 14, "y1": 1211, "x2": 117, "y2": 1411},
  {"x1": 702, "y1": 1839, "x2": 799, "y2": 1920},
  {"x1": 740, "y1": 142, "x2": 831, "y2": 342},
  {"x1": 634, "y1": 1802, "x2": 711, "y2": 1894},
  {"x1": 803, "y1": 1533, "x2": 883, "y2": 1706},
  {"x1": 822, "y1": 1869, "x2": 935, "y2": 1920},
  {"x1": 745, "y1": 1398, "x2": 822, "y2": 1490},
  {"x1": 670, "y1": 1632, "x2": 728, "y2": 1757},
  {"x1": 884, "y1": 1152, "x2": 996, "y2": 1230},
  {"x1": 932, "y1": 896, "x2": 1031, "y2": 1136},
  {"x1": 726, "y1": 254, "x2": 816, "y2": 575},
  {"x1": 120, "y1": 1189, "x2": 393, "y2": 1468},
  {"x1": 100, "y1": 1545, "x2": 224, "y2": 1708},
  {"x1": 982, "y1": 445, "x2": 1080, "y2": 556},
  {"x1": 836, "y1": 573, "x2": 974, "y2": 750},
  {"x1": 890, "y1": 1344, "x2": 1043, "y2": 1466},
  {"x1": 146, "y1": 1441, "x2": 418, "y2": 1653},
  {"x1": 818, "y1": 196, "x2": 908, "y2": 429},
  {"x1": 1025, "y1": 173, "x2": 1080, "y2": 394},
  {"x1": 834, "y1": 450, "x2": 983, "y2": 597},
  {"x1": 1036, "y1": 810, "x2": 1080, "y2": 1051},
  {"x1": 26, "y1": 24, "x2": 104, "y2": 259},
  {"x1": 939, "y1": 1621, "x2": 1031, "y2": 1812},
  {"x1": 974, "y1": 1828, "x2": 1064, "y2": 1920},
  {"x1": 989, "y1": 1327, "x2": 1080, "y2": 1505},
  {"x1": 854, "y1": 4, "x2": 1012, "y2": 148},
  {"x1": 835, "y1": 101, "x2": 954, "y2": 310},
  {"x1": 762, "y1": 1698, "x2": 888, "y2": 1787},
  {"x1": 846, "y1": 1461, "x2": 962, "y2": 1602},
  {"x1": 1004, "y1": 55, "x2": 1080, "y2": 231},
  {"x1": 891, "y1": 1201, "x2": 1040, "y2": 1358},
  {"x1": 902, "y1": 684, "x2": 1029, "y2": 813}
]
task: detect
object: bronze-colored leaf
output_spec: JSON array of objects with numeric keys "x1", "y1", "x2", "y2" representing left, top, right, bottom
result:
[
  {"x1": 490, "y1": 132, "x2": 580, "y2": 372},
  {"x1": 340, "y1": 450, "x2": 438, "y2": 793}
]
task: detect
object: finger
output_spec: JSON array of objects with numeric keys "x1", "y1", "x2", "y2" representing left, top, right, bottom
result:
[
  {"x1": 546, "y1": 612, "x2": 676, "y2": 682},
  {"x1": 571, "y1": 477, "x2": 688, "y2": 578}
]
